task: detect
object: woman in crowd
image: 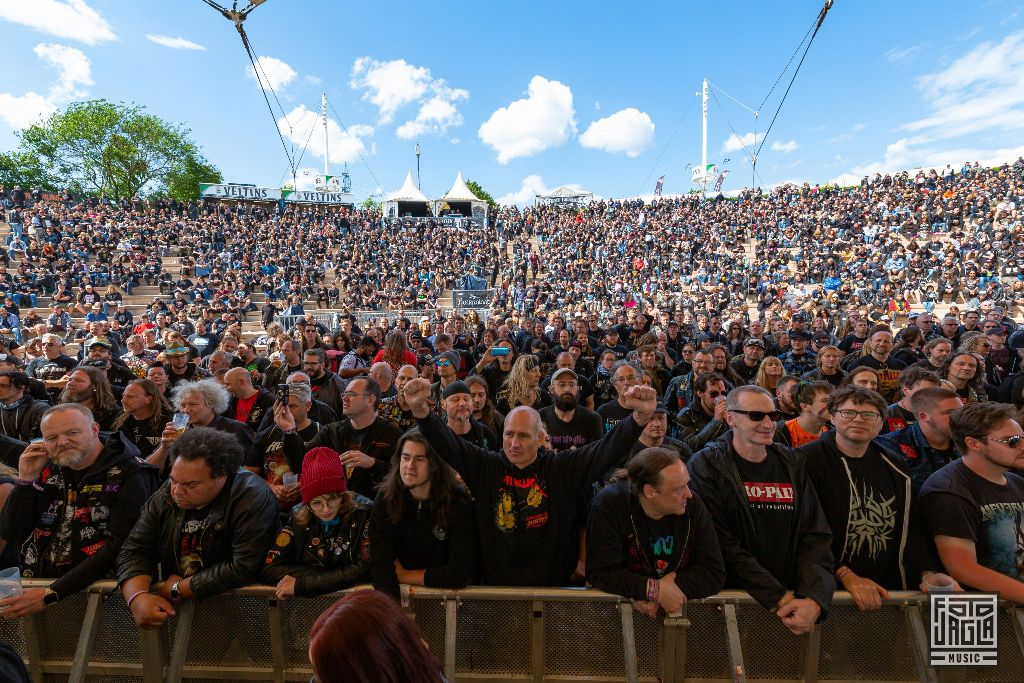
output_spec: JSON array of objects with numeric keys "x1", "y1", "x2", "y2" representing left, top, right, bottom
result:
[
  {"x1": 939, "y1": 351, "x2": 987, "y2": 403},
  {"x1": 801, "y1": 345, "x2": 845, "y2": 387},
  {"x1": 890, "y1": 326, "x2": 926, "y2": 366},
  {"x1": 374, "y1": 331, "x2": 418, "y2": 376},
  {"x1": 754, "y1": 356, "x2": 785, "y2": 392},
  {"x1": 262, "y1": 447, "x2": 373, "y2": 597},
  {"x1": 307, "y1": 590, "x2": 444, "y2": 683},
  {"x1": 495, "y1": 354, "x2": 551, "y2": 414},
  {"x1": 914, "y1": 337, "x2": 953, "y2": 371},
  {"x1": 841, "y1": 366, "x2": 880, "y2": 392},
  {"x1": 112, "y1": 379, "x2": 174, "y2": 461}
]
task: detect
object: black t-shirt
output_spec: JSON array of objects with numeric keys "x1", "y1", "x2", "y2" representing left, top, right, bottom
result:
[
  {"x1": 178, "y1": 507, "x2": 213, "y2": 576},
  {"x1": 839, "y1": 452, "x2": 906, "y2": 585},
  {"x1": 539, "y1": 406, "x2": 604, "y2": 451},
  {"x1": 849, "y1": 355, "x2": 907, "y2": 402},
  {"x1": 921, "y1": 460, "x2": 1024, "y2": 583},
  {"x1": 732, "y1": 452, "x2": 797, "y2": 583},
  {"x1": 839, "y1": 334, "x2": 867, "y2": 355},
  {"x1": 26, "y1": 354, "x2": 77, "y2": 381},
  {"x1": 642, "y1": 514, "x2": 676, "y2": 577},
  {"x1": 596, "y1": 400, "x2": 632, "y2": 434}
]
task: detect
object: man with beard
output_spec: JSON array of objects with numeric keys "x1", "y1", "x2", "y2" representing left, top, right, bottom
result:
[
  {"x1": 84, "y1": 337, "x2": 136, "y2": 390},
  {"x1": 541, "y1": 353, "x2": 595, "y2": 410},
  {"x1": 0, "y1": 371, "x2": 48, "y2": 442},
  {"x1": 162, "y1": 346, "x2": 210, "y2": 390},
  {"x1": 0, "y1": 404, "x2": 154, "y2": 617},
  {"x1": 729, "y1": 338, "x2": 766, "y2": 386},
  {"x1": 121, "y1": 335, "x2": 158, "y2": 379},
  {"x1": 369, "y1": 432, "x2": 477, "y2": 600},
  {"x1": 26, "y1": 334, "x2": 78, "y2": 403},
  {"x1": 442, "y1": 381, "x2": 498, "y2": 449},
  {"x1": 60, "y1": 366, "x2": 122, "y2": 431},
  {"x1": 849, "y1": 328, "x2": 907, "y2": 403},
  {"x1": 302, "y1": 348, "x2": 346, "y2": 419},
  {"x1": 378, "y1": 364, "x2": 420, "y2": 433},
  {"x1": 539, "y1": 368, "x2": 603, "y2": 451}
]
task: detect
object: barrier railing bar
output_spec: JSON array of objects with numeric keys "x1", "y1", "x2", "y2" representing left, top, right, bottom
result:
[
  {"x1": 618, "y1": 601, "x2": 639, "y2": 683},
  {"x1": 722, "y1": 603, "x2": 747, "y2": 683},
  {"x1": 531, "y1": 599, "x2": 545, "y2": 683},
  {"x1": 443, "y1": 597, "x2": 458, "y2": 683},
  {"x1": 139, "y1": 624, "x2": 166, "y2": 683},
  {"x1": 659, "y1": 606, "x2": 688, "y2": 683},
  {"x1": 801, "y1": 629, "x2": 821, "y2": 683},
  {"x1": 1012, "y1": 605, "x2": 1024, "y2": 662},
  {"x1": 21, "y1": 612, "x2": 43, "y2": 683},
  {"x1": 67, "y1": 590, "x2": 103, "y2": 683},
  {"x1": 165, "y1": 598, "x2": 196, "y2": 683},
  {"x1": 905, "y1": 603, "x2": 938, "y2": 683},
  {"x1": 268, "y1": 598, "x2": 287, "y2": 683}
]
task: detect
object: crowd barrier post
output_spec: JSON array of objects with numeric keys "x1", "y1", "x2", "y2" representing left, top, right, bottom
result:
[
  {"x1": 443, "y1": 596, "x2": 459, "y2": 683},
  {"x1": 905, "y1": 602, "x2": 938, "y2": 683},
  {"x1": 67, "y1": 588, "x2": 103, "y2": 683},
  {"x1": 1014, "y1": 604, "x2": 1024, "y2": 661},
  {"x1": 21, "y1": 612, "x2": 43, "y2": 682},
  {"x1": 801, "y1": 628, "x2": 821, "y2": 683},
  {"x1": 658, "y1": 604, "x2": 689, "y2": 683},
  {"x1": 722, "y1": 602, "x2": 747, "y2": 683},
  {"x1": 530, "y1": 599, "x2": 545, "y2": 683},
  {"x1": 139, "y1": 626, "x2": 167, "y2": 683},
  {"x1": 267, "y1": 598, "x2": 288, "y2": 683},
  {"x1": 619, "y1": 601, "x2": 639, "y2": 683},
  {"x1": 165, "y1": 598, "x2": 196, "y2": 682}
]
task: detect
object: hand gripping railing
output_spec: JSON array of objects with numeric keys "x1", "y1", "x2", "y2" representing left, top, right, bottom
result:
[{"x1": 3, "y1": 580, "x2": 1024, "y2": 682}]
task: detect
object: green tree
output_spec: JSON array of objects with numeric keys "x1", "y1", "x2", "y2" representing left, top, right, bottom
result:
[
  {"x1": 465, "y1": 179, "x2": 497, "y2": 208},
  {"x1": 159, "y1": 154, "x2": 223, "y2": 201},
  {"x1": 360, "y1": 196, "x2": 380, "y2": 211},
  {"x1": 0, "y1": 150, "x2": 56, "y2": 190},
  {"x1": 16, "y1": 99, "x2": 221, "y2": 200}
]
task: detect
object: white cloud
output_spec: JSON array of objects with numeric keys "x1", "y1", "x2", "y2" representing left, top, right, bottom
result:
[
  {"x1": 478, "y1": 76, "x2": 576, "y2": 164},
  {"x1": 852, "y1": 31, "x2": 1024, "y2": 175},
  {"x1": 0, "y1": 0, "x2": 115, "y2": 45},
  {"x1": 496, "y1": 175, "x2": 590, "y2": 206},
  {"x1": 579, "y1": 108, "x2": 655, "y2": 157},
  {"x1": 885, "y1": 45, "x2": 922, "y2": 63},
  {"x1": 770, "y1": 139, "x2": 799, "y2": 154},
  {"x1": 305, "y1": 75, "x2": 323, "y2": 86},
  {"x1": 350, "y1": 57, "x2": 468, "y2": 138},
  {"x1": 721, "y1": 131, "x2": 760, "y2": 155},
  {"x1": 249, "y1": 56, "x2": 297, "y2": 92},
  {"x1": 277, "y1": 105, "x2": 374, "y2": 165},
  {"x1": 0, "y1": 42, "x2": 92, "y2": 130},
  {"x1": 146, "y1": 34, "x2": 205, "y2": 51}
]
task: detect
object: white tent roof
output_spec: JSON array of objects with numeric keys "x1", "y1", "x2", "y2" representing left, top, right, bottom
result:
[
  {"x1": 537, "y1": 185, "x2": 592, "y2": 199},
  {"x1": 440, "y1": 172, "x2": 481, "y2": 201},
  {"x1": 387, "y1": 171, "x2": 430, "y2": 202},
  {"x1": 829, "y1": 172, "x2": 862, "y2": 187}
]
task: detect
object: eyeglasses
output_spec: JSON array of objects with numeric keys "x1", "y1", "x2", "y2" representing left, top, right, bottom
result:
[
  {"x1": 309, "y1": 493, "x2": 342, "y2": 509},
  {"x1": 706, "y1": 391, "x2": 724, "y2": 399},
  {"x1": 982, "y1": 435, "x2": 1024, "y2": 448},
  {"x1": 833, "y1": 409, "x2": 882, "y2": 422},
  {"x1": 613, "y1": 376, "x2": 639, "y2": 384},
  {"x1": 730, "y1": 409, "x2": 783, "y2": 422},
  {"x1": 342, "y1": 392, "x2": 369, "y2": 399}
]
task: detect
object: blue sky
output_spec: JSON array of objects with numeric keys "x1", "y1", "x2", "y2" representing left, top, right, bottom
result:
[{"x1": 1, "y1": 1, "x2": 1023, "y2": 204}]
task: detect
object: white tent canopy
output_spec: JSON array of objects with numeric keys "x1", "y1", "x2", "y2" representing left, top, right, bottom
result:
[
  {"x1": 433, "y1": 171, "x2": 488, "y2": 226},
  {"x1": 383, "y1": 171, "x2": 432, "y2": 218},
  {"x1": 536, "y1": 185, "x2": 593, "y2": 206}
]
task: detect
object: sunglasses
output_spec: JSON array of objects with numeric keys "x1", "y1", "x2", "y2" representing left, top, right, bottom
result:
[
  {"x1": 706, "y1": 391, "x2": 724, "y2": 399},
  {"x1": 730, "y1": 409, "x2": 783, "y2": 422},
  {"x1": 983, "y1": 435, "x2": 1024, "y2": 448},
  {"x1": 435, "y1": 359, "x2": 453, "y2": 367}
]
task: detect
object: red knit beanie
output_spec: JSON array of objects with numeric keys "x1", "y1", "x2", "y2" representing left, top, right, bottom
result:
[{"x1": 300, "y1": 447, "x2": 347, "y2": 505}]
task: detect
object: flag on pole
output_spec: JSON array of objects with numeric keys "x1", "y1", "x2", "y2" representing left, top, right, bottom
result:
[
  {"x1": 714, "y1": 170, "x2": 730, "y2": 193},
  {"x1": 654, "y1": 176, "x2": 665, "y2": 197}
]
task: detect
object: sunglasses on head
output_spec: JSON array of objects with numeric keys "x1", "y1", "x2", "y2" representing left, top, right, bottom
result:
[{"x1": 730, "y1": 408, "x2": 783, "y2": 422}]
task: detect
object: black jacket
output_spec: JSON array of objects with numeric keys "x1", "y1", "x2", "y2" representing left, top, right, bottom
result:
[
  {"x1": 115, "y1": 468, "x2": 279, "y2": 599},
  {"x1": 205, "y1": 415, "x2": 256, "y2": 468},
  {"x1": 2, "y1": 433, "x2": 155, "y2": 600},
  {"x1": 261, "y1": 494, "x2": 373, "y2": 595},
  {"x1": 586, "y1": 478, "x2": 725, "y2": 601},
  {"x1": 369, "y1": 486, "x2": 477, "y2": 599},
  {"x1": 0, "y1": 395, "x2": 48, "y2": 443},
  {"x1": 226, "y1": 388, "x2": 276, "y2": 434},
  {"x1": 688, "y1": 435, "x2": 835, "y2": 612},
  {"x1": 415, "y1": 411, "x2": 644, "y2": 586},
  {"x1": 799, "y1": 431, "x2": 935, "y2": 590},
  {"x1": 0, "y1": 433, "x2": 26, "y2": 469},
  {"x1": 674, "y1": 404, "x2": 728, "y2": 452}
]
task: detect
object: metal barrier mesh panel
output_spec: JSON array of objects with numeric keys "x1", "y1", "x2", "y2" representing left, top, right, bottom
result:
[
  {"x1": 85, "y1": 676, "x2": 142, "y2": 683},
  {"x1": 544, "y1": 601, "x2": 624, "y2": 676},
  {"x1": 817, "y1": 604, "x2": 917, "y2": 680},
  {"x1": 454, "y1": 598, "x2": 531, "y2": 674},
  {"x1": 735, "y1": 603, "x2": 803, "y2": 680},
  {"x1": 632, "y1": 609, "x2": 660, "y2": 677},
  {"x1": 281, "y1": 595, "x2": 335, "y2": 666},
  {"x1": 411, "y1": 596, "x2": 448, "y2": 664},
  {"x1": 184, "y1": 594, "x2": 272, "y2": 667},
  {"x1": 683, "y1": 604, "x2": 731, "y2": 680},
  {"x1": 91, "y1": 594, "x2": 143, "y2": 663},
  {"x1": 922, "y1": 608, "x2": 1024, "y2": 683},
  {"x1": 35, "y1": 592, "x2": 87, "y2": 660},
  {"x1": 0, "y1": 617, "x2": 26, "y2": 658}
]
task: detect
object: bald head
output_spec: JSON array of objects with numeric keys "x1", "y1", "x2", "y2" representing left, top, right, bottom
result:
[
  {"x1": 369, "y1": 362, "x2": 394, "y2": 390},
  {"x1": 503, "y1": 406, "x2": 544, "y2": 468},
  {"x1": 224, "y1": 367, "x2": 256, "y2": 399}
]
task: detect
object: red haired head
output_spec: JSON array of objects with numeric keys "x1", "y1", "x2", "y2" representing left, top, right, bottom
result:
[{"x1": 308, "y1": 590, "x2": 442, "y2": 683}]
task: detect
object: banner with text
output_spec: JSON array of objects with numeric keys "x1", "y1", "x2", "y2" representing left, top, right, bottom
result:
[{"x1": 199, "y1": 183, "x2": 355, "y2": 205}]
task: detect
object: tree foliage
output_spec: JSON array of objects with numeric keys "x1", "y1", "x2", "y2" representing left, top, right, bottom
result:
[
  {"x1": 15, "y1": 99, "x2": 221, "y2": 200},
  {"x1": 465, "y1": 179, "x2": 497, "y2": 208},
  {"x1": 0, "y1": 150, "x2": 56, "y2": 190}
]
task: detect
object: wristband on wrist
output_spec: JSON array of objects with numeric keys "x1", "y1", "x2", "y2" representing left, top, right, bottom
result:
[
  {"x1": 835, "y1": 566, "x2": 853, "y2": 582},
  {"x1": 15, "y1": 478, "x2": 35, "y2": 486},
  {"x1": 646, "y1": 578, "x2": 659, "y2": 602},
  {"x1": 125, "y1": 590, "x2": 147, "y2": 608}
]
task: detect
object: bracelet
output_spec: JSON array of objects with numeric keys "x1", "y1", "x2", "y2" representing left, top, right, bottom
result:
[
  {"x1": 646, "y1": 578, "x2": 659, "y2": 602},
  {"x1": 835, "y1": 567, "x2": 853, "y2": 582},
  {"x1": 125, "y1": 590, "x2": 147, "y2": 608},
  {"x1": 15, "y1": 478, "x2": 35, "y2": 486}
]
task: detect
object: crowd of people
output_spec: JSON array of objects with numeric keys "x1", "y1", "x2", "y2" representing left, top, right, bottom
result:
[{"x1": 0, "y1": 158, "x2": 1022, "y2": 679}]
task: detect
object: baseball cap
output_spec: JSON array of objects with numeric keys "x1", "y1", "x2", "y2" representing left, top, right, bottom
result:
[
  {"x1": 435, "y1": 350, "x2": 461, "y2": 367},
  {"x1": 0, "y1": 353, "x2": 22, "y2": 367},
  {"x1": 441, "y1": 381, "x2": 471, "y2": 399},
  {"x1": 743, "y1": 338, "x2": 765, "y2": 349},
  {"x1": 163, "y1": 346, "x2": 189, "y2": 356},
  {"x1": 551, "y1": 367, "x2": 578, "y2": 382},
  {"x1": 812, "y1": 331, "x2": 831, "y2": 343},
  {"x1": 789, "y1": 330, "x2": 811, "y2": 341},
  {"x1": 653, "y1": 403, "x2": 670, "y2": 415},
  {"x1": 86, "y1": 336, "x2": 112, "y2": 349}
]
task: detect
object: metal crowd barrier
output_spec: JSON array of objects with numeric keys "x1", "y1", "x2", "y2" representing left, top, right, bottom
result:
[{"x1": 3, "y1": 580, "x2": 1024, "y2": 682}]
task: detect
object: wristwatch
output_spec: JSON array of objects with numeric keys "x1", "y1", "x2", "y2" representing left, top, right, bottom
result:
[
  {"x1": 42, "y1": 588, "x2": 59, "y2": 606},
  {"x1": 169, "y1": 580, "x2": 182, "y2": 601}
]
